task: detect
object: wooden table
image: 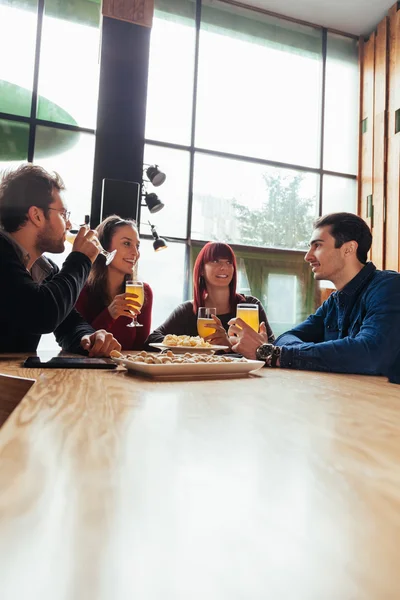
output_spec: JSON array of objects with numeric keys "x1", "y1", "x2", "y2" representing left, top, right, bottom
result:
[{"x1": 0, "y1": 355, "x2": 399, "y2": 600}]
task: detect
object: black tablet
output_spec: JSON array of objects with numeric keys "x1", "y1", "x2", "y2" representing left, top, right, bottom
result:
[{"x1": 23, "y1": 356, "x2": 118, "y2": 369}]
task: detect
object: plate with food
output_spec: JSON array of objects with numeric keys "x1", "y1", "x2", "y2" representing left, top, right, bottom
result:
[
  {"x1": 110, "y1": 350, "x2": 264, "y2": 378},
  {"x1": 149, "y1": 334, "x2": 229, "y2": 354}
]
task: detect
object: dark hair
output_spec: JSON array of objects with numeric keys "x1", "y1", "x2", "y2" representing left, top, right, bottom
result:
[
  {"x1": 0, "y1": 164, "x2": 65, "y2": 232},
  {"x1": 313, "y1": 212, "x2": 372, "y2": 264},
  {"x1": 192, "y1": 241, "x2": 244, "y2": 314},
  {"x1": 86, "y1": 215, "x2": 138, "y2": 308}
]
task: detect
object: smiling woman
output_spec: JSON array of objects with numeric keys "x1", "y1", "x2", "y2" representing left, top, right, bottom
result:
[
  {"x1": 145, "y1": 241, "x2": 275, "y2": 349},
  {"x1": 75, "y1": 215, "x2": 154, "y2": 350}
]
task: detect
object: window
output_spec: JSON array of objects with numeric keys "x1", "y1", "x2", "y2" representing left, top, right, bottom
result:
[
  {"x1": 267, "y1": 274, "x2": 297, "y2": 336},
  {"x1": 145, "y1": 0, "x2": 196, "y2": 145},
  {"x1": 144, "y1": 1, "x2": 359, "y2": 325},
  {"x1": 192, "y1": 153, "x2": 319, "y2": 250},
  {"x1": 137, "y1": 239, "x2": 186, "y2": 329},
  {"x1": 0, "y1": 1, "x2": 37, "y2": 117},
  {"x1": 322, "y1": 175, "x2": 357, "y2": 215},
  {"x1": 34, "y1": 127, "x2": 96, "y2": 223},
  {"x1": 37, "y1": 0, "x2": 101, "y2": 129},
  {"x1": 323, "y1": 33, "x2": 359, "y2": 175},
  {"x1": 196, "y1": 1, "x2": 322, "y2": 168},
  {"x1": 143, "y1": 144, "x2": 190, "y2": 239},
  {"x1": 0, "y1": 0, "x2": 100, "y2": 189},
  {"x1": 0, "y1": 118, "x2": 29, "y2": 167}
]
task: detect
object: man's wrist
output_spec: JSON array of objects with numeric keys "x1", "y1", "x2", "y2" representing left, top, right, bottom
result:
[{"x1": 255, "y1": 343, "x2": 281, "y2": 367}]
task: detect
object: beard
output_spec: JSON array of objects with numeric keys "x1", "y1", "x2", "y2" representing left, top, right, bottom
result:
[{"x1": 36, "y1": 223, "x2": 65, "y2": 254}]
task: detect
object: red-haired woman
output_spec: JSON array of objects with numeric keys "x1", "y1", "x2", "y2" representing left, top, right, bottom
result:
[{"x1": 146, "y1": 241, "x2": 274, "y2": 349}]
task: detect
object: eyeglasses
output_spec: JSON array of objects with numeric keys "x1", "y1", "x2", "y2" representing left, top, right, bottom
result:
[{"x1": 48, "y1": 208, "x2": 71, "y2": 222}]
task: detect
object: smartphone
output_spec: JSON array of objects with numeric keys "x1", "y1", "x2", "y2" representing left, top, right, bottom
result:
[{"x1": 23, "y1": 356, "x2": 118, "y2": 369}]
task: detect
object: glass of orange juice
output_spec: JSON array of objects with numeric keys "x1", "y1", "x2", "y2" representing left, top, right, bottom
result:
[
  {"x1": 236, "y1": 303, "x2": 259, "y2": 332},
  {"x1": 126, "y1": 280, "x2": 144, "y2": 328},
  {"x1": 197, "y1": 307, "x2": 216, "y2": 339}
]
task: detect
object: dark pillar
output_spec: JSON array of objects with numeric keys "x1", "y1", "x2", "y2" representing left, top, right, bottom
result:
[{"x1": 90, "y1": 12, "x2": 152, "y2": 227}]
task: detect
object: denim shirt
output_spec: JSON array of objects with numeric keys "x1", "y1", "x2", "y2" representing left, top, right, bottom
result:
[{"x1": 276, "y1": 262, "x2": 400, "y2": 377}]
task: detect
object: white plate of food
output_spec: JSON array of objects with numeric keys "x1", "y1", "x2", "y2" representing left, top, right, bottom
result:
[
  {"x1": 111, "y1": 350, "x2": 264, "y2": 378},
  {"x1": 148, "y1": 343, "x2": 229, "y2": 354},
  {"x1": 149, "y1": 334, "x2": 228, "y2": 354}
]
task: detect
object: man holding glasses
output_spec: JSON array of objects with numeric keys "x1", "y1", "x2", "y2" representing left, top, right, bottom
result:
[
  {"x1": 228, "y1": 213, "x2": 400, "y2": 382},
  {"x1": 0, "y1": 164, "x2": 121, "y2": 356}
]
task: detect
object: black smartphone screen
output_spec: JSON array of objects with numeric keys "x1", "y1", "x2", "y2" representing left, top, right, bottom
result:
[{"x1": 23, "y1": 356, "x2": 118, "y2": 369}]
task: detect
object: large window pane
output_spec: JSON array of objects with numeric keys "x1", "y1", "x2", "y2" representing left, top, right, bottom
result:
[
  {"x1": 145, "y1": 0, "x2": 196, "y2": 145},
  {"x1": 0, "y1": 1, "x2": 37, "y2": 117},
  {"x1": 196, "y1": 1, "x2": 322, "y2": 168},
  {"x1": 323, "y1": 34, "x2": 359, "y2": 174},
  {"x1": 37, "y1": 0, "x2": 101, "y2": 128},
  {"x1": 34, "y1": 127, "x2": 95, "y2": 223},
  {"x1": 0, "y1": 119, "x2": 29, "y2": 165},
  {"x1": 322, "y1": 175, "x2": 357, "y2": 215},
  {"x1": 267, "y1": 274, "x2": 297, "y2": 336},
  {"x1": 192, "y1": 153, "x2": 319, "y2": 250},
  {"x1": 142, "y1": 144, "x2": 190, "y2": 239},
  {"x1": 137, "y1": 239, "x2": 186, "y2": 329}
]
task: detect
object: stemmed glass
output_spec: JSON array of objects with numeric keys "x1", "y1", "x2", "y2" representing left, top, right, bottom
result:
[
  {"x1": 125, "y1": 280, "x2": 144, "y2": 328},
  {"x1": 66, "y1": 226, "x2": 117, "y2": 265},
  {"x1": 197, "y1": 307, "x2": 216, "y2": 339}
]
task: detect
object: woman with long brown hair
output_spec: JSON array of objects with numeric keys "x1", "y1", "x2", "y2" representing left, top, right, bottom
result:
[
  {"x1": 76, "y1": 215, "x2": 153, "y2": 350},
  {"x1": 146, "y1": 241, "x2": 273, "y2": 348}
]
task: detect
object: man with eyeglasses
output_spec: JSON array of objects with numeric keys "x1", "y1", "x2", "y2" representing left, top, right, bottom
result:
[{"x1": 0, "y1": 164, "x2": 121, "y2": 356}]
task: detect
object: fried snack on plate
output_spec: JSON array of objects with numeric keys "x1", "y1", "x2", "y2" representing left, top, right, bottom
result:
[
  {"x1": 119, "y1": 350, "x2": 247, "y2": 365},
  {"x1": 163, "y1": 334, "x2": 212, "y2": 348},
  {"x1": 110, "y1": 349, "x2": 123, "y2": 358}
]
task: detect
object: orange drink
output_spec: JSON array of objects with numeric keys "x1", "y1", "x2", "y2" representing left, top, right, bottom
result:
[
  {"x1": 197, "y1": 307, "x2": 216, "y2": 340},
  {"x1": 126, "y1": 283, "x2": 144, "y2": 309},
  {"x1": 126, "y1": 280, "x2": 144, "y2": 328},
  {"x1": 197, "y1": 318, "x2": 216, "y2": 338},
  {"x1": 236, "y1": 303, "x2": 259, "y2": 332}
]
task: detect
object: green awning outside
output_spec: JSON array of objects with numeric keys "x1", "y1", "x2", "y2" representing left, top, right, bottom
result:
[{"x1": 2, "y1": 0, "x2": 100, "y2": 27}]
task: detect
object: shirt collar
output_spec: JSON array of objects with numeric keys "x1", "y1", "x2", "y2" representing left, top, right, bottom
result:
[
  {"x1": 340, "y1": 262, "x2": 376, "y2": 297},
  {"x1": 31, "y1": 255, "x2": 54, "y2": 283},
  {"x1": 0, "y1": 228, "x2": 54, "y2": 284},
  {"x1": 0, "y1": 228, "x2": 30, "y2": 266}
]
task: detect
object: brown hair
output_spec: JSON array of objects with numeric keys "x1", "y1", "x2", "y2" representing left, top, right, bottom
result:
[
  {"x1": 86, "y1": 215, "x2": 138, "y2": 309},
  {"x1": 0, "y1": 164, "x2": 65, "y2": 232}
]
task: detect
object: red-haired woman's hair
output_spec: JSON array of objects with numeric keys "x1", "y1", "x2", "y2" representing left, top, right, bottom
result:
[{"x1": 192, "y1": 242, "x2": 244, "y2": 314}]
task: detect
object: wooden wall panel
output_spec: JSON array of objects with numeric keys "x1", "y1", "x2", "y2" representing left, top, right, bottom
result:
[
  {"x1": 359, "y1": 4, "x2": 400, "y2": 272},
  {"x1": 359, "y1": 34, "x2": 375, "y2": 234},
  {"x1": 102, "y1": 0, "x2": 154, "y2": 27},
  {"x1": 386, "y1": 4, "x2": 400, "y2": 271},
  {"x1": 371, "y1": 18, "x2": 388, "y2": 269}
]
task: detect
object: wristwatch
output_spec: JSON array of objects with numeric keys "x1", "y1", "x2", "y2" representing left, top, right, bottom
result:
[{"x1": 255, "y1": 343, "x2": 281, "y2": 367}]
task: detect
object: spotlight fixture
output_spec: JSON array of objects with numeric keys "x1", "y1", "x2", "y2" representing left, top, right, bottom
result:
[
  {"x1": 149, "y1": 222, "x2": 167, "y2": 252},
  {"x1": 144, "y1": 192, "x2": 165, "y2": 214},
  {"x1": 141, "y1": 163, "x2": 167, "y2": 217},
  {"x1": 146, "y1": 165, "x2": 166, "y2": 187}
]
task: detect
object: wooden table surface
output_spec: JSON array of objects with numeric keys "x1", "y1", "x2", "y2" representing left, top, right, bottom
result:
[{"x1": 0, "y1": 355, "x2": 400, "y2": 600}]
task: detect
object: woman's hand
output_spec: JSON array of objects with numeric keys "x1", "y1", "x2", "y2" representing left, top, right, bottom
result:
[
  {"x1": 108, "y1": 293, "x2": 141, "y2": 320},
  {"x1": 203, "y1": 315, "x2": 232, "y2": 348}
]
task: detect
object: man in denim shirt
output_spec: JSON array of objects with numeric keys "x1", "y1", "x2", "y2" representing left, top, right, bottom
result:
[{"x1": 229, "y1": 213, "x2": 400, "y2": 380}]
